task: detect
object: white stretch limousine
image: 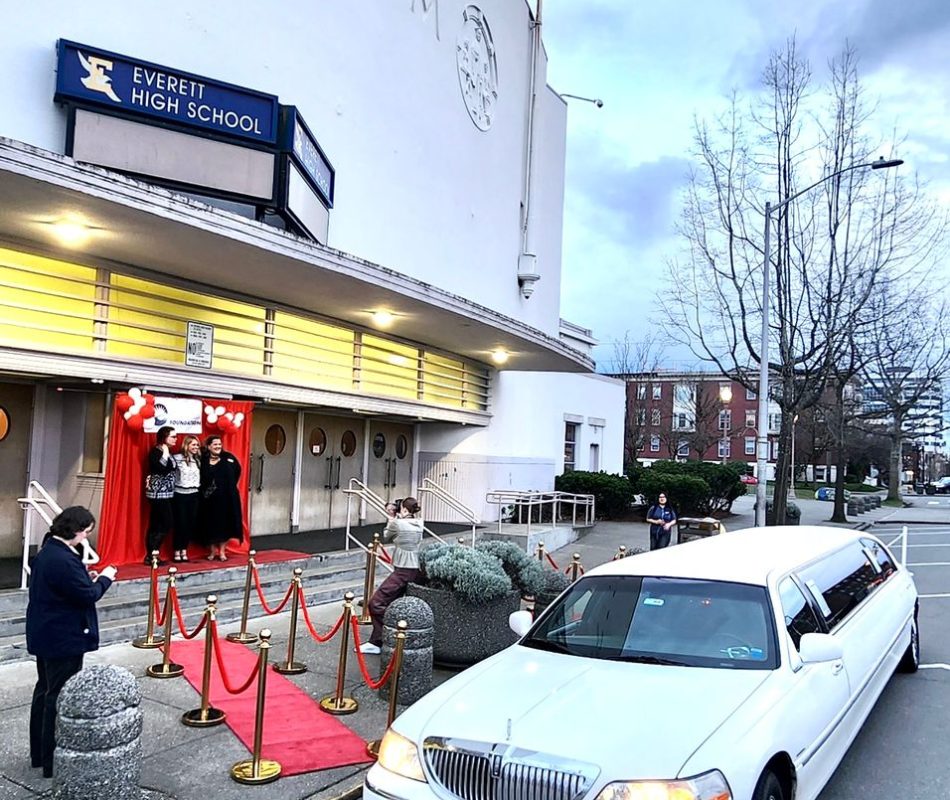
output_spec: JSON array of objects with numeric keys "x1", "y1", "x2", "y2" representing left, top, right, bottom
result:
[{"x1": 365, "y1": 526, "x2": 919, "y2": 800}]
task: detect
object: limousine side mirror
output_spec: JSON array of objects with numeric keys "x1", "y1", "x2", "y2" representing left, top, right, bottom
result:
[
  {"x1": 798, "y1": 632, "x2": 844, "y2": 664},
  {"x1": 509, "y1": 610, "x2": 533, "y2": 637}
]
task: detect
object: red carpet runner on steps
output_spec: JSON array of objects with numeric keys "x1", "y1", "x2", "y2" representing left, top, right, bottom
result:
[
  {"x1": 172, "y1": 637, "x2": 374, "y2": 775},
  {"x1": 114, "y1": 549, "x2": 310, "y2": 581}
]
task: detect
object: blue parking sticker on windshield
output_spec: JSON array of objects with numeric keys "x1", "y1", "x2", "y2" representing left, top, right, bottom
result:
[
  {"x1": 749, "y1": 648, "x2": 766, "y2": 660},
  {"x1": 643, "y1": 598, "x2": 665, "y2": 606}
]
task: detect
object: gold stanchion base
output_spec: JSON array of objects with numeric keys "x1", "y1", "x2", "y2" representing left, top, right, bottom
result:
[
  {"x1": 273, "y1": 661, "x2": 307, "y2": 675},
  {"x1": 319, "y1": 695, "x2": 359, "y2": 715},
  {"x1": 366, "y1": 740, "x2": 380, "y2": 758},
  {"x1": 230, "y1": 759, "x2": 282, "y2": 785},
  {"x1": 226, "y1": 631, "x2": 259, "y2": 644},
  {"x1": 146, "y1": 662, "x2": 184, "y2": 679},
  {"x1": 357, "y1": 614, "x2": 373, "y2": 625},
  {"x1": 132, "y1": 635, "x2": 165, "y2": 649},
  {"x1": 182, "y1": 707, "x2": 227, "y2": 727}
]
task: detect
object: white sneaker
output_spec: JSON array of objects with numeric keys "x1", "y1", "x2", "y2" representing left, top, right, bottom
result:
[{"x1": 359, "y1": 642, "x2": 381, "y2": 655}]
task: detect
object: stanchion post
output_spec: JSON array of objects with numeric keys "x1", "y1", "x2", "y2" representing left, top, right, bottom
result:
[
  {"x1": 133, "y1": 550, "x2": 165, "y2": 649},
  {"x1": 612, "y1": 545, "x2": 627, "y2": 561},
  {"x1": 227, "y1": 550, "x2": 259, "y2": 644},
  {"x1": 319, "y1": 592, "x2": 359, "y2": 715},
  {"x1": 182, "y1": 595, "x2": 226, "y2": 727},
  {"x1": 568, "y1": 553, "x2": 583, "y2": 582},
  {"x1": 146, "y1": 568, "x2": 183, "y2": 678},
  {"x1": 273, "y1": 568, "x2": 307, "y2": 674},
  {"x1": 536, "y1": 540, "x2": 545, "y2": 563},
  {"x1": 358, "y1": 536, "x2": 380, "y2": 625},
  {"x1": 231, "y1": 630, "x2": 281, "y2": 785},
  {"x1": 367, "y1": 620, "x2": 408, "y2": 757}
]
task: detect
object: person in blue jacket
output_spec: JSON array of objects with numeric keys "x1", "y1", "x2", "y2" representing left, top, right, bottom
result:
[
  {"x1": 26, "y1": 506, "x2": 117, "y2": 778},
  {"x1": 646, "y1": 492, "x2": 677, "y2": 550}
]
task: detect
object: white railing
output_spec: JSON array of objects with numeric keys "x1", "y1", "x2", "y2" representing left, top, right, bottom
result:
[
  {"x1": 485, "y1": 490, "x2": 596, "y2": 538},
  {"x1": 17, "y1": 481, "x2": 100, "y2": 590},
  {"x1": 418, "y1": 478, "x2": 478, "y2": 546}
]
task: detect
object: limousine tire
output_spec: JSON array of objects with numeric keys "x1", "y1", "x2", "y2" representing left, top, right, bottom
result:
[
  {"x1": 752, "y1": 769, "x2": 785, "y2": 800},
  {"x1": 897, "y1": 613, "x2": 920, "y2": 673}
]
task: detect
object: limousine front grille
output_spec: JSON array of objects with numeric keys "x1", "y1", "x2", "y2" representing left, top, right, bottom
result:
[{"x1": 422, "y1": 737, "x2": 599, "y2": 800}]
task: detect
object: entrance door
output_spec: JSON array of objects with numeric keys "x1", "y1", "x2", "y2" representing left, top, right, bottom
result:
[
  {"x1": 249, "y1": 409, "x2": 297, "y2": 536},
  {"x1": 298, "y1": 414, "x2": 364, "y2": 531},
  {"x1": 0, "y1": 383, "x2": 33, "y2": 558},
  {"x1": 367, "y1": 423, "x2": 414, "y2": 506}
]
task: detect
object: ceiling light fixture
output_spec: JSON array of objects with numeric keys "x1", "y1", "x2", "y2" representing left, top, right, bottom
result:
[
  {"x1": 491, "y1": 349, "x2": 510, "y2": 365},
  {"x1": 372, "y1": 310, "x2": 395, "y2": 327}
]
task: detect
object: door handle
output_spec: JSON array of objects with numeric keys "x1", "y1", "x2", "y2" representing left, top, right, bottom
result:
[
  {"x1": 832, "y1": 660, "x2": 844, "y2": 676},
  {"x1": 324, "y1": 456, "x2": 333, "y2": 490},
  {"x1": 334, "y1": 456, "x2": 342, "y2": 489},
  {"x1": 255, "y1": 454, "x2": 265, "y2": 493},
  {"x1": 390, "y1": 457, "x2": 398, "y2": 488}
]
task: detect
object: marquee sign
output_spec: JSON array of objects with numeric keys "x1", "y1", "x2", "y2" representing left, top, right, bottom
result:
[
  {"x1": 280, "y1": 106, "x2": 334, "y2": 207},
  {"x1": 55, "y1": 40, "x2": 278, "y2": 144}
]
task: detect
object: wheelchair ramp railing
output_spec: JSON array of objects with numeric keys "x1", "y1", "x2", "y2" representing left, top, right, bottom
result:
[
  {"x1": 417, "y1": 478, "x2": 478, "y2": 546},
  {"x1": 17, "y1": 481, "x2": 100, "y2": 590},
  {"x1": 485, "y1": 490, "x2": 596, "y2": 539}
]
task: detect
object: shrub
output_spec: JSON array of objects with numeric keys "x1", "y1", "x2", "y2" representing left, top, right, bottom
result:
[
  {"x1": 554, "y1": 470, "x2": 634, "y2": 519},
  {"x1": 648, "y1": 460, "x2": 746, "y2": 513},
  {"x1": 418, "y1": 543, "x2": 513, "y2": 604},
  {"x1": 475, "y1": 540, "x2": 546, "y2": 597},
  {"x1": 754, "y1": 500, "x2": 801, "y2": 526},
  {"x1": 635, "y1": 469, "x2": 710, "y2": 516}
]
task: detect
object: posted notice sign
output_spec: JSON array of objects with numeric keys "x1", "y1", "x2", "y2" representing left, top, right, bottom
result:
[{"x1": 185, "y1": 321, "x2": 214, "y2": 368}]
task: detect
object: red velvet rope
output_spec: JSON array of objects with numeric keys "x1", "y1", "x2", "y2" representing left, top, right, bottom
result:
[
  {"x1": 350, "y1": 617, "x2": 399, "y2": 690},
  {"x1": 152, "y1": 572, "x2": 169, "y2": 627},
  {"x1": 378, "y1": 547, "x2": 393, "y2": 565},
  {"x1": 209, "y1": 619, "x2": 261, "y2": 694},
  {"x1": 252, "y1": 566, "x2": 295, "y2": 615},
  {"x1": 171, "y1": 587, "x2": 209, "y2": 640},
  {"x1": 564, "y1": 564, "x2": 585, "y2": 577},
  {"x1": 545, "y1": 553, "x2": 560, "y2": 570},
  {"x1": 297, "y1": 587, "x2": 347, "y2": 643}
]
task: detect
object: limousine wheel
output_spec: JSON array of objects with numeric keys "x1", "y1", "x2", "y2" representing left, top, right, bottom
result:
[
  {"x1": 752, "y1": 769, "x2": 785, "y2": 800},
  {"x1": 898, "y1": 614, "x2": 920, "y2": 673}
]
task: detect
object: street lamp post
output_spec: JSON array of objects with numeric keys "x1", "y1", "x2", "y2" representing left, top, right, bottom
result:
[
  {"x1": 789, "y1": 413, "x2": 799, "y2": 499},
  {"x1": 754, "y1": 157, "x2": 904, "y2": 526},
  {"x1": 560, "y1": 93, "x2": 604, "y2": 108}
]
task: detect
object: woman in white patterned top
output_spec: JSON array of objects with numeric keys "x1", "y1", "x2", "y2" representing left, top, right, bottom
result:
[{"x1": 172, "y1": 435, "x2": 201, "y2": 562}]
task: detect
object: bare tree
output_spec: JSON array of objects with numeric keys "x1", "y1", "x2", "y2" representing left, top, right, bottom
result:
[
  {"x1": 611, "y1": 332, "x2": 665, "y2": 468},
  {"x1": 665, "y1": 40, "x2": 945, "y2": 523}
]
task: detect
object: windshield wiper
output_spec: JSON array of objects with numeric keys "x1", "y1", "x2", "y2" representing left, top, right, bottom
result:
[
  {"x1": 608, "y1": 654, "x2": 690, "y2": 666},
  {"x1": 522, "y1": 638, "x2": 574, "y2": 655}
]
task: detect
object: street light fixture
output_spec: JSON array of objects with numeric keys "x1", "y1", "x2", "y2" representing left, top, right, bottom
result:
[
  {"x1": 754, "y1": 156, "x2": 904, "y2": 526},
  {"x1": 560, "y1": 93, "x2": 604, "y2": 108}
]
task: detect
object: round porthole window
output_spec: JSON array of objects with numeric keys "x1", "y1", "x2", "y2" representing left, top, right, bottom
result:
[
  {"x1": 396, "y1": 434, "x2": 408, "y2": 460},
  {"x1": 309, "y1": 428, "x2": 327, "y2": 456},
  {"x1": 372, "y1": 433, "x2": 386, "y2": 458},
  {"x1": 0, "y1": 406, "x2": 9, "y2": 442},
  {"x1": 341, "y1": 430, "x2": 357, "y2": 457},
  {"x1": 265, "y1": 424, "x2": 286, "y2": 456}
]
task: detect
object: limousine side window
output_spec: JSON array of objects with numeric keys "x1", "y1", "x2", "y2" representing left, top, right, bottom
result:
[
  {"x1": 799, "y1": 543, "x2": 883, "y2": 630},
  {"x1": 860, "y1": 538, "x2": 897, "y2": 579},
  {"x1": 778, "y1": 577, "x2": 823, "y2": 649}
]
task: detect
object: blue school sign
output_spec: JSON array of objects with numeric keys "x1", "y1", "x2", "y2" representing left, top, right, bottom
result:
[{"x1": 55, "y1": 40, "x2": 278, "y2": 144}]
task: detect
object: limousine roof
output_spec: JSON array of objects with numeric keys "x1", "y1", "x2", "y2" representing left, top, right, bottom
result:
[{"x1": 590, "y1": 525, "x2": 874, "y2": 586}]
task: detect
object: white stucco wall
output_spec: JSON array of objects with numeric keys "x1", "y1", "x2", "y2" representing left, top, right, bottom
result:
[{"x1": 0, "y1": 0, "x2": 565, "y2": 338}]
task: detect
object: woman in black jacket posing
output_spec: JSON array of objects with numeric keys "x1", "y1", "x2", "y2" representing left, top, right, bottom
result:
[
  {"x1": 144, "y1": 425, "x2": 177, "y2": 564},
  {"x1": 198, "y1": 434, "x2": 244, "y2": 561}
]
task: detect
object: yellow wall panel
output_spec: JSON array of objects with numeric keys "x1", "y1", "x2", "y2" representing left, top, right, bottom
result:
[{"x1": 271, "y1": 312, "x2": 354, "y2": 389}]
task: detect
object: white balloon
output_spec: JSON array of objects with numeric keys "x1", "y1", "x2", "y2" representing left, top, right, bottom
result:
[
  {"x1": 128, "y1": 387, "x2": 142, "y2": 399},
  {"x1": 215, "y1": 405, "x2": 225, "y2": 416},
  {"x1": 207, "y1": 414, "x2": 218, "y2": 424},
  {"x1": 225, "y1": 412, "x2": 234, "y2": 420},
  {"x1": 123, "y1": 410, "x2": 133, "y2": 420},
  {"x1": 234, "y1": 412, "x2": 244, "y2": 422},
  {"x1": 232, "y1": 418, "x2": 242, "y2": 428},
  {"x1": 133, "y1": 399, "x2": 145, "y2": 412},
  {"x1": 204, "y1": 405, "x2": 214, "y2": 415}
]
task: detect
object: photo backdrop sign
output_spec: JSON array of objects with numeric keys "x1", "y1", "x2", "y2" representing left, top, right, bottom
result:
[{"x1": 143, "y1": 397, "x2": 203, "y2": 433}]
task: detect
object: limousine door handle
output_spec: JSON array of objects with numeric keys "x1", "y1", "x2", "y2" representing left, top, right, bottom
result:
[{"x1": 832, "y1": 660, "x2": 845, "y2": 676}]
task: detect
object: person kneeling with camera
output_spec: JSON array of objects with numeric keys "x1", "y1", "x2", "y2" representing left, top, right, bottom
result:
[{"x1": 360, "y1": 497, "x2": 423, "y2": 655}]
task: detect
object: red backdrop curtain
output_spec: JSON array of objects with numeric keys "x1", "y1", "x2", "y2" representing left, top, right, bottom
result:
[{"x1": 97, "y1": 398, "x2": 255, "y2": 566}]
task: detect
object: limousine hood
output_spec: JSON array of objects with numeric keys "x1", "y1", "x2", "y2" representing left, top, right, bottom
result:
[{"x1": 402, "y1": 646, "x2": 770, "y2": 779}]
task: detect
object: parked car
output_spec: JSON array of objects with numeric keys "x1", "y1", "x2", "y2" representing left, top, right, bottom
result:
[
  {"x1": 365, "y1": 526, "x2": 918, "y2": 800},
  {"x1": 924, "y1": 476, "x2": 950, "y2": 495},
  {"x1": 740, "y1": 474, "x2": 758, "y2": 485}
]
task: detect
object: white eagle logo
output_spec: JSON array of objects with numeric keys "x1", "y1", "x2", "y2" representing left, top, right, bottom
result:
[{"x1": 77, "y1": 51, "x2": 121, "y2": 103}]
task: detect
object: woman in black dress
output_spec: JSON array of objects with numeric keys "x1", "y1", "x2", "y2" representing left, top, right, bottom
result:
[
  {"x1": 198, "y1": 435, "x2": 243, "y2": 561},
  {"x1": 144, "y1": 426, "x2": 177, "y2": 565}
]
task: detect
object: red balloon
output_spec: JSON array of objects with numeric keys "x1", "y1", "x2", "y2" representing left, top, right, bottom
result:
[
  {"x1": 140, "y1": 404, "x2": 156, "y2": 419},
  {"x1": 217, "y1": 417, "x2": 233, "y2": 433},
  {"x1": 127, "y1": 414, "x2": 145, "y2": 431},
  {"x1": 116, "y1": 395, "x2": 134, "y2": 413},
  {"x1": 143, "y1": 393, "x2": 156, "y2": 405}
]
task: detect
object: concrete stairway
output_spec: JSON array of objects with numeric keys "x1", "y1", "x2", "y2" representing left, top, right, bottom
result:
[{"x1": 0, "y1": 549, "x2": 370, "y2": 663}]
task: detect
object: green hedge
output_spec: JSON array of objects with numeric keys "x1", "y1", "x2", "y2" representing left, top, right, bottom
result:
[
  {"x1": 554, "y1": 471, "x2": 635, "y2": 519},
  {"x1": 634, "y1": 461, "x2": 746, "y2": 514},
  {"x1": 636, "y1": 470, "x2": 710, "y2": 516}
]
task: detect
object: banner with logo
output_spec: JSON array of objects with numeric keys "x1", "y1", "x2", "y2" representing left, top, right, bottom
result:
[{"x1": 143, "y1": 397, "x2": 203, "y2": 434}]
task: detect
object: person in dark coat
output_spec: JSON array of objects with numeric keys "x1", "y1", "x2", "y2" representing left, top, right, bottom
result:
[
  {"x1": 646, "y1": 491, "x2": 677, "y2": 550},
  {"x1": 26, "y1": 506, "x2": 116, "y2": 778},
  {"x1": 198, "y1": 434, "x2": 243, "y2": 561},
  {"x1": 144, "y1": 425, "x2": 177, "y2": 564}
]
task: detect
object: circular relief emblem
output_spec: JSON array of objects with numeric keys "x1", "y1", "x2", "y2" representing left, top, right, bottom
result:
[{"x1": 456, "y1": 6, "x2": 498, "y2": 131}]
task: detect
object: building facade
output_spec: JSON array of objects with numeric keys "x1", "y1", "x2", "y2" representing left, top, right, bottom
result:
[{"x1": 0, "y1": 1, "x2": 624, "y2": 559}]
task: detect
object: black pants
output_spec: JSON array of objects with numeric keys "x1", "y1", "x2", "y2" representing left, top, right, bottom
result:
[
  {"x1": 146, "y1": 497, "x2": 174, "y2": 555},
  {"x1": 650, "y1": 527, "x2": 672, "y2": 550},
  {"x1": 369, "y1": 568, "x2": 420, "y2": 646},
  {"x1": 172, "y1": 492, "x2": 199, "y2": 550},
  {"x1": 30, "y1": 654, "x2": 83, "y2": 777}
]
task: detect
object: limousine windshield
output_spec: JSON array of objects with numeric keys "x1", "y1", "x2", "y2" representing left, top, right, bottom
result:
[{"x1": 524, "y1": 576, "x2": 778, "y2": 670}]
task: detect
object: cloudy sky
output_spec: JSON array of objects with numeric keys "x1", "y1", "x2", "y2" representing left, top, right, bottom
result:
[{"x1": 541, "y1": 0, "x2": 950, "y2": 370}]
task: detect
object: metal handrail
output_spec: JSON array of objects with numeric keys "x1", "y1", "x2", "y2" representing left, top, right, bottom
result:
[
  {"x1": 418, "y1": 478, "x2": 478, "y2": 546},
  {"x1": 17, "y1": 480, "x2": 100, "y2": 590},
  {"x1": 342, "y1": 478, "x2": 447, "y2": 554},
  {"x1": 485, "y1": 490, "x2": 596, "y2": 538}
]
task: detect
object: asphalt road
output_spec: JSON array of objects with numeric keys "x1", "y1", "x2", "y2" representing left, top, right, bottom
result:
[{"x1": 819, "y1": 523, "x2": 950, "y2": 798}]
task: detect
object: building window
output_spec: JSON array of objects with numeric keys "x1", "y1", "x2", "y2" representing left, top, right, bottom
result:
[
  {"x1": 636, "y1": 408, "x2": 646, "y2": 425},
  {"x1": 652, "y1": 384, "x2": 662, "y2": 400},
  {"x1": 718, "y1": 409, "x2": 732, "y2": 430},
  {"x1": 651, "y1": 408, "x2": 661, "y2": 426},
  {"x1": 81, "y1": 393, "x2": 108, "y2": 474},
  {"x1": 650, "y1": 435, "x2": 660, "y2": 452},
  {"x1": 564, "y1": 422, "x2": 579, "y2": 471},
  {"x1": 676, "y1": 440, "x2": 689, "y2": 457},
  {"x1": 589, "y1": 443, "x2": 600, "y2": 471},
  {"x1": 675, "y1": 412, "x2": 691, "y2": 430},
  {"x1": 746, "y1": 388, "x2": 757, "y2": 400},
  {"x1": 768, "y1": 413, "x2": 781, "y2": 433},
  {"x1": 636, "y1": 435, "x2": 645, "y2": 452},
  {"x1": 745, "y1": 437, "x2": 756, "y2": 455},
  {"x1": 636, "y1": 384, "x2": 646, "y2": 400},
  {"x1": 745, "y1": 410, "x2": 756, "y2": 429},
  {"x1": 718, "y1": 439, "x2": 731, "y2": 458},
  {"x1": 815, "y1": 465, "x2": 827, "y2": 482},
  {"x1": 770, "y1": 440, "x2": 779, "y2": 460}
]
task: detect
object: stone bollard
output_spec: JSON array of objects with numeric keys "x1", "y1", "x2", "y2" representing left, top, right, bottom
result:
[
  {"x1": 846, "y1": 501, "x2": 858, "y2": 516},
  {"x1": 380, "y1": 596, "x2": 433, "y2": 706},
  {"x1": 53, "y1": 665, "x2": 142, "y2": 800}
]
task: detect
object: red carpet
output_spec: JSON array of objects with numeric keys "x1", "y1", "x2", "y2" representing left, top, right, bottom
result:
[
  {"x1": 113, "y1": 550, "x2": 311, "y2": 581},
  {"x1": 173, "y1": 637, "x2": 374, "y2": 775}
]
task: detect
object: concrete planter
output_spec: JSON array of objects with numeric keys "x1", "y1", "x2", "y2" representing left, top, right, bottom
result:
[{"x1": 407, "y1": 583, "x2": 520, "y2": 668}]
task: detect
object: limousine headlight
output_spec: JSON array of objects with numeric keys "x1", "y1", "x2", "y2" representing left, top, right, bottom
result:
[
  {"x1": 596, "y1": 769, "x2": 731, "y2": 800},
  {"x1": 377, "y1": 729, "x2": 427, "y2": 783}
]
